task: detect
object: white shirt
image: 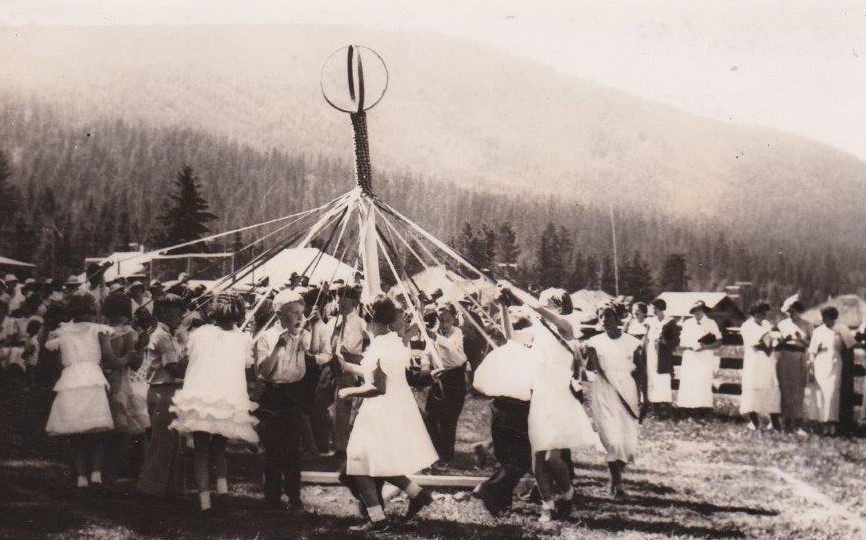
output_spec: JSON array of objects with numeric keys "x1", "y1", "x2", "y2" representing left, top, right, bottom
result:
[
  {"x1": 255, "y1": 325, "x2": 312, "y2": 383},
  {"x1": 679, "y1": 316, "x2": 721, "y2": 350}
]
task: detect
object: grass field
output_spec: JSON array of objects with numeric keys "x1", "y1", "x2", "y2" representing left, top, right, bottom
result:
[{"x1": 2, "y1": 392, "x2": 866, "y2": 540}]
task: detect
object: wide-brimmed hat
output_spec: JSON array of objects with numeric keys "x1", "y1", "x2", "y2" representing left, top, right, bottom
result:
[{"x1": 689, "y1": 300, "x2": 709, "y2": 314}]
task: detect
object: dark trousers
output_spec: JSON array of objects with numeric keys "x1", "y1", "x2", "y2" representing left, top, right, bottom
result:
[
  {"x1": 474, "y1": 397, "x2": 531, "y2": 511},
  {"x1": 311, "y1": 367, "x2": 337, "y2": 453},
  {"x1": 136, "y1": 384, "x2": 185, "y2": 497},
  {"x1": 424, "y1": 370, "x2": 466, "y2": 461},
  {"x1": 258, "y1": 383, "x2": 305, "y2": 502}
]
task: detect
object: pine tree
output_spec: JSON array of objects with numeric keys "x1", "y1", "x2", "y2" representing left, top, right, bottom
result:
[
  {"x1": 151, "y1": 165, "x2": 217, "y2": 252},
  {"x1": 659, "y1": 253, "x2": 689, "y2": 292},
  {"x1": 600, "y1": 254, "x2": 617, "y2": 295},
  {"x1": 622, "y1": 250, "x2": 655, "y2": 301},
  {"x1": 0, "y1": 150, "x2": 21, "y2": 253},
  {"x1": 496, "y1": 222, "x2": 520, "y2": 265}
]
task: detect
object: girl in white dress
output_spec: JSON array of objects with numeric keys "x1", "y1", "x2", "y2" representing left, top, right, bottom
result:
[
  {"x1": 624, "y1": 302, "x2": 649, "y2": 338},
  {"x1": 339, "y1": 295, "x2": 437, "y2": 532},
  {"x1": 528, "y1": 288, "x2": 599, "y2": 523},
  {"x1": 44, "y1": 292, "x2": 118, "y2": 488},
  {"x1": 644, "y1": 299, "x2": 676, "y2": 408},
  {"x1": 170, "y1": 292, "x2": 258, "y2": 512},
  {"x1": 582, "y1": 306, "x2": 645, "y2": 499},
  {"x1": 738, "y1": 301, "x2": 781, "y2": 431},
  {"x1": 676, "y1": 302, "x2": 721, "y2": 412}
]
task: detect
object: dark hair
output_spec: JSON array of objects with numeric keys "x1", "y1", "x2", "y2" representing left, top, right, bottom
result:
[
  {"x1": 651, "y1": 298, "x2": 667, "y2": 311},
  {"x1": 154, "y1": 293, "x2": 186, "y2": 322},
  {"x1": 633, "y1": 302, "x2": 648, "y2": 315},
  {"x1": 67, "y1": 292, "x2": 97, "y2": 322},
  {"x1": 788, "y1": 301, "x2": 805, "y2": 314},
  {"x1": 103, "y1": 294, "x2": 132, "y2": 321},
  {"x1": 368, "y1": 294, "x2": 399, "y2": 326},
  {"x1": 820, "y1": 306, "x2": 839, "y2": 321},
  {"x1": 600, "y1": 305, "x2": 622, "y2": 324},
  {"x1": 748, "y1": 301, "x2": 772, "y2": 317},
  {"x1": 209, "y1": 292, "x2": 245, "y2": 326}
]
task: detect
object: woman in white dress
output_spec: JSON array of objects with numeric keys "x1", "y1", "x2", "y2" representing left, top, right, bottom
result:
[
  {"x1": 676, "y1": 301, "x2": 721, "y2": 414},
  {"x1": 527, "y1": 288, "x2": 599, "y2": 523},
  {"x1": 738, "y1": 301, "x2": 781, "y2": 431},
  {"x1": 806, "y1": 307, "x2": 854, "y2": 435},
  {"x1": 339, "y1": 295, "x2": 437, "y2": 532},
  {"x1": 170, "y1": 292, "x2": 258, "y2": 512},
  {"x1": 582, "y1": 306, "x2": 645, "y2": 499}
]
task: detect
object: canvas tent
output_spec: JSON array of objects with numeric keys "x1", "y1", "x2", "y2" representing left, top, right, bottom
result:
[
  {"x1": 231, "y1": 247, "x2": 356, "y2": 291},
  {"x1": 410, "y1": 265, "x2": 496, "y2": 303},
  {"x1": 570, "y1": 289, "x2": 613, "y2": 316}
]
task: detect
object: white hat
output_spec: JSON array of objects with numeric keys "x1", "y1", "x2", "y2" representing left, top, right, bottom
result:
[
  {"x1": 4, "y1": 274, "x2": 18, "y2": 282},
  {"x1": 781, "y1": 293, "x2": 801, "y2": 313},
  {"x1": 272, "y1": 289, "x2": 304, "y2": 311},
  {"x1": 65, "y1": 274, "x2": 84, "y2": 286}
]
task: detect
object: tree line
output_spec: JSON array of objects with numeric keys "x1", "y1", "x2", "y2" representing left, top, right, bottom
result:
[{"x1": 1, "y1": 99, "x2": 864, "y2": 308}]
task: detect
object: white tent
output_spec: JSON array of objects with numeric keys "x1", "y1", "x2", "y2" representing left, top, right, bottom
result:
[
  {"x1": 570, "y1": 289, "x2": 613, "y2": 315},
  {"x1": 232, "y1": 247, "x2": 356, "y2": 290},
  {"x1": 410, "y1": 265, "x2": 497, "y2": 303}
]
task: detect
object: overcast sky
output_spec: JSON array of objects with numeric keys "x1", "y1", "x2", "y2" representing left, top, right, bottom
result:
[{"x1": 4, "y1": 0, "x2": 865, "y2": 162}]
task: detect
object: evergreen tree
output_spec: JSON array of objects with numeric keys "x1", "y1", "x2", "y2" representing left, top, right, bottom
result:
[
  {"x1": 584, "y1": 255, "x2": 600, "y2": 290},
  {"x1": 659, "y1": 253, "x2": 689, "y2": 292},
  {"x1": 600, "y1": 254, "x2": 617, "y2": 295},
  {"x1": 569, "y1": 252, "x2": 586, "y2": 290},
  {"x1": 496, "y1": 222, "x2": 520, "y2": 265},
  {"x1": 0, "y1": 150, "x2": 20, "y2": 253},
  {"x1": 151, "y1": 165, "x2": 217, "y2": 251},
  {"x1": 621, "y1": 250, "x2": 655, "y2": 301},
  {"x1": 535, "y1": 223, "x2": 567, "y2": 288}
]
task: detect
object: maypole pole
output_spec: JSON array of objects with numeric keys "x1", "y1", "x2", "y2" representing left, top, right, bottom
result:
[{"x1": 321, "y1": 45, "x2": 390, "y2": 301}]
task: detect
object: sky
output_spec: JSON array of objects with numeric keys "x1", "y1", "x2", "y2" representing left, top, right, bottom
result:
[{"x1": 3, "y1": 0, "x2": 865, "y2": 162}]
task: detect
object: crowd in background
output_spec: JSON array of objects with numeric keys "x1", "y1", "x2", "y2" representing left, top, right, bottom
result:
[{"x1": 1, "y1": 264, "x2": 865, "y2": 531}]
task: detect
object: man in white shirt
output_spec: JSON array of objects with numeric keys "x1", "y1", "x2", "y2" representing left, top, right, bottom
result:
[
  {"x1": 330, "y1": 286, "x2": 369, "y2": 456},
  {"x1": 254, "y1": 289, "x2": 318, "y2": 513}
]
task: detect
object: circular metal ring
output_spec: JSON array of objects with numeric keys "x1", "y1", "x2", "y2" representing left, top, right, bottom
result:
[{"x1": 320, "y1": 45, "x2": 389, "y2": 113}]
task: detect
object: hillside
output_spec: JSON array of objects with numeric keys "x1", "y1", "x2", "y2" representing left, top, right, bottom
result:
[{"x1": 1, "y1": 25, "x2": 865, "y2": 247}]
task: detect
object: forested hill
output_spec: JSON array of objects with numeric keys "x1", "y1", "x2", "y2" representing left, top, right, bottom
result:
[
  {"x1": 2, "y1": 25, "x2": 866, "y2": 249},
  {"x1": 1, "y1": 99, "x2": 864, "y2": 306}
]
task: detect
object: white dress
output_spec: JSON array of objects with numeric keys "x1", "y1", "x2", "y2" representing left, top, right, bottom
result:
[
  {"x1": 806, "y1": 324, "x2": 846, "y2": 422},
  {"x1": 645, "y1": 317, "x2": 674, "y2": 403},
  {"x1": 676, "y1": 316, "x2": 721, "y2": 409},
  {"x1": 526, "y1": 323, "x2": 598, "y2": 453},
  {"x1": 45, "y1": 322, "x2": 115, "y2": 436},
  {"x1": 169, "y1": 325, "x2": 259, "y2": 443},
  {"x1": 739, "y1": 318, "x2": 781, "y2": 414},
  {"x1": 347, "y1": 332, "x2": 438, "y2": 476},
  {"x1": 585, "y1": 332, "x2": 641, "y2": 463}
]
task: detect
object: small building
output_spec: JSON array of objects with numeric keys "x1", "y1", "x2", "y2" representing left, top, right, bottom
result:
[{"x1": 655, "y1": 291, "x2": 745, "y2": 331}]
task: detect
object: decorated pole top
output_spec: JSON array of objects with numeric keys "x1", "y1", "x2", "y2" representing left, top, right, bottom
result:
[{"x1": 321, "y1": 45, "x2": 389, "y2": 196}]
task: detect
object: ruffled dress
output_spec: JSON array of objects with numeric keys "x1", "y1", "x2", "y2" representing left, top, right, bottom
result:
[
  {"x1": 526, "y1": 323, "x2": 599, "y2": 453},
  {"x1": 347, "y1": 332, "x2": 438, "y2": 477},
  {"x1": 45, "y1": 322, "x2": 115, "y2": 436},
  {"x1": 169, "y1": 325, "x2": 259, "y2": 443}
]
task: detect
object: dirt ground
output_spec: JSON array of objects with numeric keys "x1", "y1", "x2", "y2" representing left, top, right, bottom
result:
[{"x1": 2, "y1": 392, "x2": 866, "y2": 540}]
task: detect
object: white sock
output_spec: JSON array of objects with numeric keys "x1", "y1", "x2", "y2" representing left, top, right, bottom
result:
[
  {"x1": 404, "y1": 482, "x2": 422, "y2": 499},
  {"x1": 90, "y1": 471, "x2": 102, "y2": 484},
  {"x1": 561, "y1": 486, "x2": 575, "y2": 501},
  {"x1": 199, "y1": 491, "x2": 212, "y2": 511},
  {"x1": 76, "y1": 476, "x2": 88, "y2": 488},
  {"x1": 367, "y1": 505, "x2": 386, "y2": 522},
  {"x1": 541, "y1": 499, "x2": 555, "y2": 510},
  {"x1": 216, "y1": 478, "x2": 228, "y2": 494}
]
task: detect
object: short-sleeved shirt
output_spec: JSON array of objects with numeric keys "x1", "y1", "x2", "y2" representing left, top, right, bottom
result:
[
  {"x1": 146, "y1": 322, "x2": 184, "y2": 385},
  {"x1": 255, "y1": 325, "x2": 312, "y2": 383}
]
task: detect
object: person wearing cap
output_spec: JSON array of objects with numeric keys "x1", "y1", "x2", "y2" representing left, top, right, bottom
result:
[
  {"x1": 582, "y1": 306, "x2": 645, "y2": 499},
  {"x1": 254, "y1": 288, "x2": 320, "y2": 513},
  {"x1": 676, "y1": 300, "x2": 722, "y2": 413},
  {"x1": 644, "y1": 299, "x2": 678, "y2": 414},
  {"x1": 776, "y1": 295, "x2": 813, "y2": 433},
  {"x1": 806, "y1": 306, "x2": 855, "y2": 435},
  {"x1": 135, "y1": 294, "x2": 188, "y2": 497},
  {"x1": 128, "y1": 281, "x2": 153, "y2": 317},
  {"x1": 421, "y1": 301, "x2": 468, "y2": 465},
  {"x1": 331, "y1": 286, "x2": 369, "y2": 457},
  {"x1": 5, "y1": 274, "x2": 25, "y2": 312},
  {"x1": 739, "y1": 301, "x2": 782, "y2": 431}
]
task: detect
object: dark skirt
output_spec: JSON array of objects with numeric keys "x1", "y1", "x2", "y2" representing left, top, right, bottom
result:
[{"x1": 776, "y1": 349, "x2": 808, "y2": 419}]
